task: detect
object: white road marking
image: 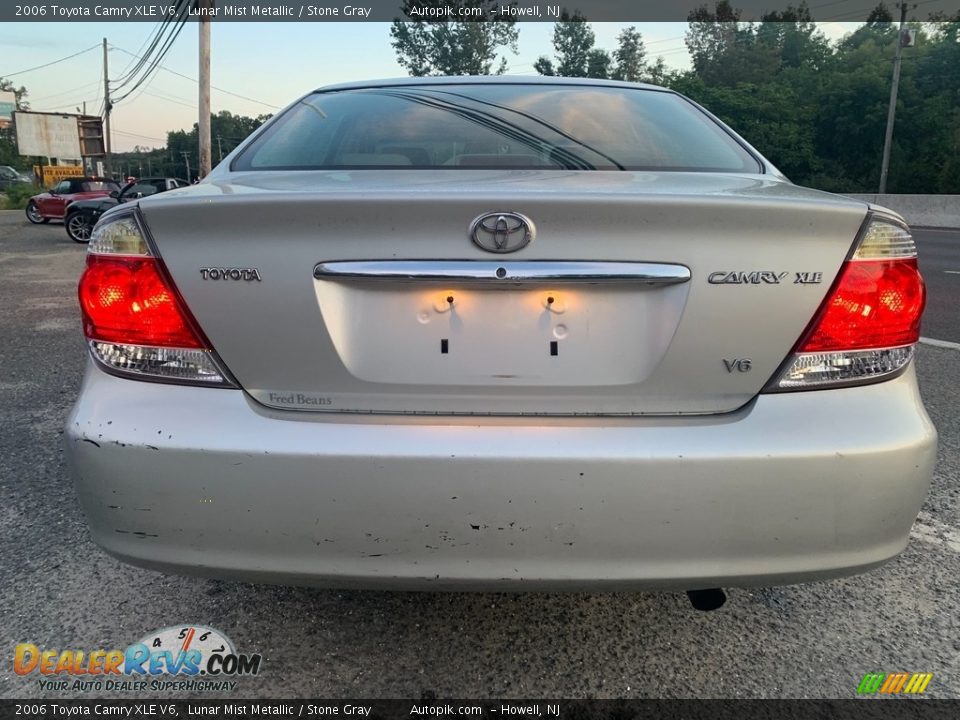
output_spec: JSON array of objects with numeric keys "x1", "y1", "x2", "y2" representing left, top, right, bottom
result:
[
  {"x1": 911, "y1": 512, "x2": 960, "y2": 554},
  {"x1": 919, "y1": 337, "x2": 960, "y2": 351},
  {"x1": 945, "y1": 270, "x2": 960, "y2": 275}
]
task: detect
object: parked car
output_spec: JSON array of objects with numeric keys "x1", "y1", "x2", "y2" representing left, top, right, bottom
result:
[
  {"x1": 0, "y1": 165, "x2": 32, "y2": 191},
  {"x1": 65, "y1": 78, "x2": 935, "y2": 606},
  {"x1": 25, "y1": 176, "x2": 120, "y2": 224},
  {"x1": 64, "y1": 177, "x2": 187, "y2": 242}
]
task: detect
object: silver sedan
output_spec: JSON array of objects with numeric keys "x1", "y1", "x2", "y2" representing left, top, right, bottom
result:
[{"x1": 65, "y1": 78, "x2": 936, "y2": 607}]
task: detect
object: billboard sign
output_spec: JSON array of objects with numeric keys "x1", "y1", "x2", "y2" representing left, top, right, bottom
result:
[{"x1": 13, "y1": 111, "x2": 82, "y2": 159}]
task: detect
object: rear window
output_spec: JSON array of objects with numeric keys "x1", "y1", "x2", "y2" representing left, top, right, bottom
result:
[
  {"x1": 233, "y1": 84, "x2": 761, "y2": 173},
  {"x1": 125, "y1": 181, "x2": 162, "y2": 196},
  {"x1": 82, "y1": 181, "x2": 117, "y2": 192}
]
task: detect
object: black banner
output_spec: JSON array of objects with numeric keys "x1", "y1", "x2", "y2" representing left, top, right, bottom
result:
[
  {"x1": 4, "y1": 1, "x2": 960, "y2": 23},
  {"x1": 1, "y1": 700, "x2": 959, "y2": 720}
]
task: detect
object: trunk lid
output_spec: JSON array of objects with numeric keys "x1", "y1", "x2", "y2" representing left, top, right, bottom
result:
[{"x1": 139, "y1": 170, "x2": 868, "y2": 415}]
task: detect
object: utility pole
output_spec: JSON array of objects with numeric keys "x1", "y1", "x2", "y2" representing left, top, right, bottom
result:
[
  {"x1": 198, "y1": 0, "x2": 212, "y2": 179},
  {"x1": 879, "y1": 3, "x2": 909, "y2": 194},
  {"x1": 216, "y1": 134, "x2": 223, "y2": 162},
  {"x1": 181, "y1": 151, "x2": 192, "y2": 183},
  {"x1": 102, "y1": 37, "x2": 112, "y2": 178}
]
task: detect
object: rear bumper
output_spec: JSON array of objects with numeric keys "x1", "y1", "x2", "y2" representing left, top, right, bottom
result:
[{"x1": 65, "y1": 364, "x2": 936, "y2": 590}]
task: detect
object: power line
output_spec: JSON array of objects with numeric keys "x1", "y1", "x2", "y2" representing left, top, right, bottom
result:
[
  {"x1": 113, "y1": 128, "x2": 167, "y2": 142},
  {"x1": 110, "y1": 45, "x2": 281, "y2": 109},
  {"x1": 111, "y1": 0, "x2": 192, "y2": 90},
  {"x1": 111, "y1": 0, "x2": 193, "y2": 105},
  {"x1": 1, "y1": 44, "x2": 100, "y2": 79},
  {"x1": 40, "y1": 97, "x2": 102, "y2": 113},
  {"x1": 141, "y1": 89, "x2": 196, "y2": 109},
  {"x1": 30, "y1": 81, "x2": 101, "y2": 105}
]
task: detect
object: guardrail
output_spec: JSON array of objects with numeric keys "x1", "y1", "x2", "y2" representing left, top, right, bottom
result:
[{"x1": 845, "y1": 194, "x2": 960, "y2": 229}]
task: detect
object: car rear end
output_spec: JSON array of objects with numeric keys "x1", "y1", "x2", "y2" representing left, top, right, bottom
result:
[{"x1": 64, "y1": 80, "x2": 936, "y2": 590}]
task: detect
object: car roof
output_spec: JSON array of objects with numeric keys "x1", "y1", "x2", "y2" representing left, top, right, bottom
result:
[{"x1": 314, "y1": 76, "x2": 668, "y2": 93}]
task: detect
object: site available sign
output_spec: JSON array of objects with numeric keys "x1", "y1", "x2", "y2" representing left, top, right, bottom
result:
[
  {"x1": 13, "y1": 111, "x2": 82, "y2": 159},
  {"x1": 34, "y1": 164, "x2": 83, "y2": 187},
  {"x1": 0, "y1": 91, "x2": 15, "y2": 120}
]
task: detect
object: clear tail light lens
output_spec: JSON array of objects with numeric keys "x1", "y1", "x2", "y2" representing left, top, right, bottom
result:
[
  {"x1": 79, "y1": 211, "x2": 234, "y2": 386},
  {"x1": 767, "y1": 213, "x2": 925, "y2": 392}
]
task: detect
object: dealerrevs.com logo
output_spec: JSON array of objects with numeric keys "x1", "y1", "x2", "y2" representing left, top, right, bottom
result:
[{"x1": 14, "y1": 625, "x2": 261, "y2": 693}]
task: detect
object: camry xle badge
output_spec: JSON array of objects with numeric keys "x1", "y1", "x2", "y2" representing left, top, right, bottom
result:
[
  {"x1": 794, "y1": 271, "x2": 823, "y2": 284},
  {"x1": 469, "y1": 212, "x2": 535, "y2": 253},
  {"x1": 200, "y1": 267, "x2": 262, "y2": 281},
  {"x1": 708, "y1": 271, "x2": 789, "y2": 285}
]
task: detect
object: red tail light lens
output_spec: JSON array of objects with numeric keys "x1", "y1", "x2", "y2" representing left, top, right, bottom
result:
[
  {"x1": 80, "y1": 255, "x2": 204, "y2": 348},
  {"x1": 79, "y1": 210, "x2": 232, "y2": 386},
  {"x1": 798, "y1": 258, "x2": 925, "y2": 352},
  {"x1": 767, "y1": 214, "x2": 925, "y2": 392}
]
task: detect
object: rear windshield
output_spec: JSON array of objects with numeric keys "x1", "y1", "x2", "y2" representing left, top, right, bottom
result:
[
  {"x1": 233, "y1": 85, "x2": 761, "y2": 173},
  {"x1": 82, "y1": 181, "x2": 118, "y2": 192}
]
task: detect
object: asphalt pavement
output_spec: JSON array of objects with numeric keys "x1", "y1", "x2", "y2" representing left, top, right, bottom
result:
[
  {"x1": 916, "y1": 228, "x2": 960, "y2": 345},
  {"x1": 0, "y1": 211, "x2": 958, "y2": 700}
]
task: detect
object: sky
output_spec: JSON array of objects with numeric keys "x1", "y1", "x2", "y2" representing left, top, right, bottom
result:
[{"x1": 2, "y1": 21, "x2": 861, "y2": 153}]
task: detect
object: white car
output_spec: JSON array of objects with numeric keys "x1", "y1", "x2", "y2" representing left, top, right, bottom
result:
[{"x1": 65, "y1": 78, "x2": 935, "y2": 608}]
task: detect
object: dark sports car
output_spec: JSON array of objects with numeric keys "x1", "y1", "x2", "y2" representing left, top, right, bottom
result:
[{"x1": 64, "y1": 177, "x2": 187, "y2": 242}]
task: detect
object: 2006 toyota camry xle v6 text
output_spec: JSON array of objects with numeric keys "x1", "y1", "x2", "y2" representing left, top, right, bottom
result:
[{"x1": 64, "y1": 78, "x2": 936, "y2": 606}]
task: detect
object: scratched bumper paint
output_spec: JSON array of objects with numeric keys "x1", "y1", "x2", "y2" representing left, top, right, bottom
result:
[{"x1": 64, "y1": 362, "x2": 936, "y2": 590}]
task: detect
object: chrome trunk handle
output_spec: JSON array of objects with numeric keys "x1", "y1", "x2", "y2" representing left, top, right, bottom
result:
[{"x1": 314, "y1": 261, "x2": 690, "y2": 286}]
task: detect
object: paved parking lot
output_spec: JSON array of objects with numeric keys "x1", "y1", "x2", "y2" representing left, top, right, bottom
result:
[{"x1": 0, "y1": 210, "x2": 958, "y2": 699}]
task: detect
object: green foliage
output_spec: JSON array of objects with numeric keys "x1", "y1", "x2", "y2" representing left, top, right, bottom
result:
[
  {"x1": 551, "y1": 11, "x2": 595, "y2": 77},
  {"x1": 533, "y1": 56, "x2": 555, "y2": 76},
  {"x1": 114, "y1": 110, "x2": 271, "y2": 181},
  {"x1": 538, "y1": 14, "x2": 652, "y2": 81},
  {"x1": 586, "y1": 49, "x2": 612, "y2": 80},
  {"x1": 1, "y1": 182, "x2": 42, "y2": 210},
  {"x1": 1, "y1": 77, "x2": 33, "y2": 173},
  {"x1": 672, "y1": 3, "x2": 960, "y2": 192},
  {"x1": 612, "y1": 26, "x2": 646, "y2": 82},
  {"x1": 0, "y1": 130, "x2": 31, "y2": 172},
  {"x1": 390, "y1": 1, "x2": 518, "y2": 76},
  {"x1": 535, "y1": 10, "x2": 603, "y2": 78},
  {"x1": 0, "y1": 77, "x2": 30, "y2": 111}
]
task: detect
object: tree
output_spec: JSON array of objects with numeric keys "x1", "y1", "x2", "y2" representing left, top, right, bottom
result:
[
  {"x1": 533, "y1": 57, "x2": 556, "y2": 76},
  {"x1": 535, "y1": 10, "x2": 596, "y2": 78},
  {"x1": 757, "y1": 3, "x2": 830, "y2": 70},
  {"x1": 685, "y1": 2, "x2": 781, "y2": 85},
  {"x1": 665, "y1": 3, "x2": 960, "y2": 193},
  {"x1": 612, "y1": 26, "x2": 646, "y2": 82},
  {"x1": 0, "y1": 77, "x2": 30, "y2": 111},
  {"x1": 685, "y1": 1, "x2": 742, "y2": 80},
  {"x1": 586, "y1": 49, "x2": 612, "y2": 79},
  {"x1": 644, "y1": 57, "x2": 669, "y2": 85},
  {"x1": 0, "y1": 78, "x2": 31, "y2": 171},
  {"x1": 163, "y1": 111, "x2": 270, "y2": 179},
  {"x1": 866, "y1": 2, "x2": 894, "y2": 25},
  {"x1": 390, "y1": 1, "x2": 519, "y2": 76}
]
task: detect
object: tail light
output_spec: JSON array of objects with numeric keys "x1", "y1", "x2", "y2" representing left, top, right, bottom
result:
[
  {"x1": 766, "y1": 213, "x2": 925, "y2": 391},
  {"x1": 78, "y1": 211, "x2": 234, "y2": 386}
]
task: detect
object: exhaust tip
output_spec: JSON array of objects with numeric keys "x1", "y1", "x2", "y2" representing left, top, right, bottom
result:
[{"x1": 687, "y1": 588, "x2": 727, "y2": 612}]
